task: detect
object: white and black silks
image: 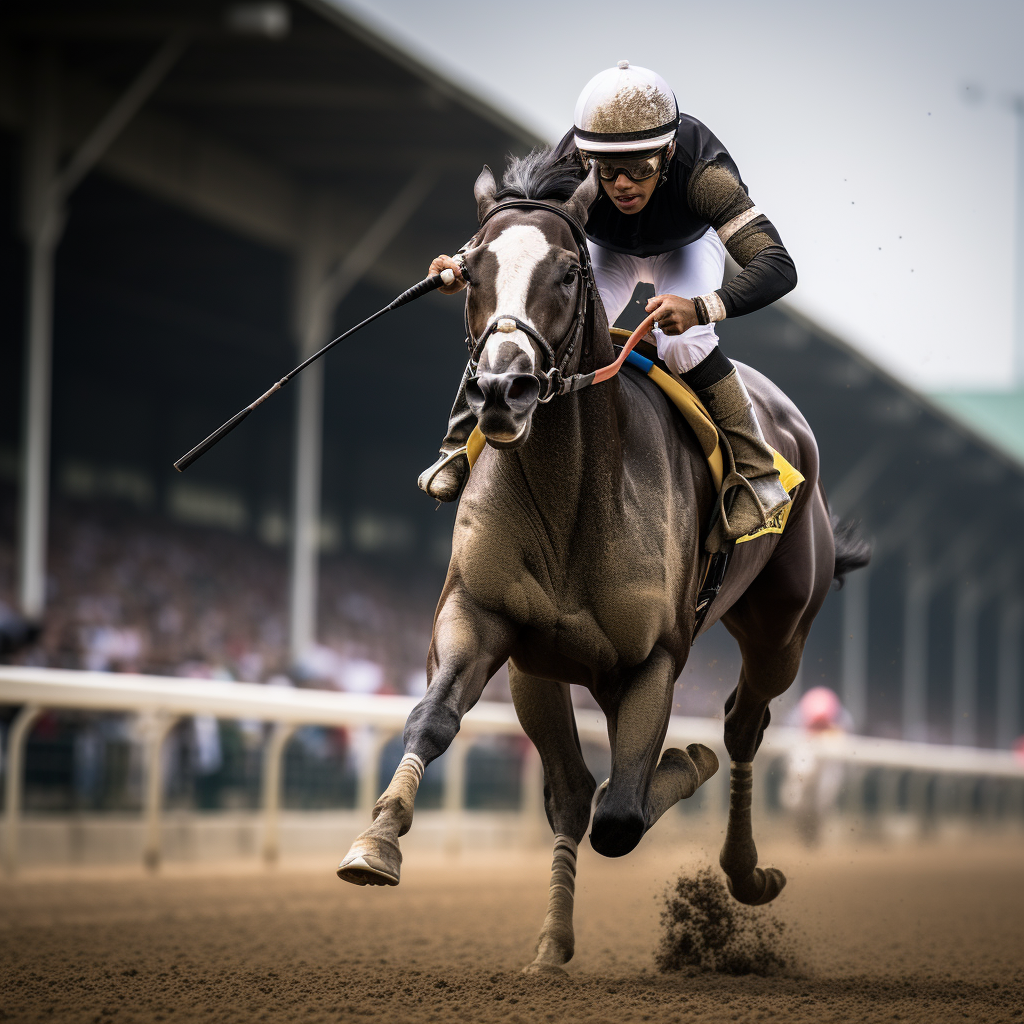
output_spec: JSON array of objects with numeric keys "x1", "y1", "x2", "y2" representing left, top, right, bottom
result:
[{"x1": 551, "y1": 114, "x2": 798, "y2": 327}]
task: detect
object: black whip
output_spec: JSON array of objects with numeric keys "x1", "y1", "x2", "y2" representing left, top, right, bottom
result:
[{"x1": 173, "y1": 269, "x2": 455, "y2": 472}]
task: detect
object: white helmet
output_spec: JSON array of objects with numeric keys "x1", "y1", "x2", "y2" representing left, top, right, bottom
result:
[{"x1": 573, "y1": 60, "x2": 678, "y2": 154}]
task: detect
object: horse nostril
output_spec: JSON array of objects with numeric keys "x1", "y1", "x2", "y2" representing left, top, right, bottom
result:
[
  {"x1": 505, "y1": 374, "x2": 539, "y2": 409},
  {"x1": 465, "y1": 377, "x2": 486, "y2": 411}
]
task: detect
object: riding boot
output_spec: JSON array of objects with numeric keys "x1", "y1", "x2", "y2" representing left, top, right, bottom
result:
[
  {"x1": 417, "y1": 361, "x2": 478, "y2": 502},
  {"x1": 685, "y1": 351, "x2": 791, "y2": 548}
]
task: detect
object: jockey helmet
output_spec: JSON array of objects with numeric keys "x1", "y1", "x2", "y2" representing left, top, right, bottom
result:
[{"x1": 573, "y1": 61, "x2": 679, "y2": 154}]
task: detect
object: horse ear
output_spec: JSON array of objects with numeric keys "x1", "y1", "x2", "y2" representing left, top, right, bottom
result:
[
  {"x1": 474, "y1": 165, "x2": 497, "y2": 223},
  {"x1": 565, "y1": 164, "x2": 600, "y2": 227}
]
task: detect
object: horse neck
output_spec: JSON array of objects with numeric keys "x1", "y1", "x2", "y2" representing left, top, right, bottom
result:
[{"x1": 512, "y1": 298, "x2": 624, "y2": 515}]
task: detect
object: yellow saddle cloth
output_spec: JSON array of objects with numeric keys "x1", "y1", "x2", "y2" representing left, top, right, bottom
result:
[{"x1": 465, "y1": 328, "x2": 804, "y2": 543}]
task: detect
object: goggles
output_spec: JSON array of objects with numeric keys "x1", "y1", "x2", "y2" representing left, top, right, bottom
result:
[{"x1": 579, "y1": 148, "x2": 665, "y2": 183}]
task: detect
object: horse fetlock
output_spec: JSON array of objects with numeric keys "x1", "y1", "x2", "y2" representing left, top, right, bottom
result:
[
  {"x1": 719, "y1": 832, "x2": 759, "y2": 880},
  {"x1": 685, "y1": 743, "x2": 720, "y2": 785},
  {"x1": 371, "y1": 791, "x2": 415, "y2": 835},
  {"x1": 724, "y1": 866, "x2": 787, "y2": 906},
  {"x1": 533, "y1": 927, "x2": 574, "y2": 966}
]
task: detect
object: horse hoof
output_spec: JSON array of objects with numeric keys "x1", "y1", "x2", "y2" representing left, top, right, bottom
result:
[
  {"x1": 337, "y1": 835, "x2": 401, "y2": 887},
  {"x1": 522, "y1": 961, "x2": 569, "y2": 978},
  {"x1": 725, "y1": 866, "x2": 786, "y2": 906}
]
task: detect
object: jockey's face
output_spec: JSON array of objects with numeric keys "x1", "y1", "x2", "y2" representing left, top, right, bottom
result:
[{"x1": 598, "y1": 142, "x2": 673, "y2": 215}]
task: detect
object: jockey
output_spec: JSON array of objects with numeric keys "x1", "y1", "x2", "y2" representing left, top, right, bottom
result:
[{"x1": 419, "y1": 61, "x2": 797, "y2": 542}]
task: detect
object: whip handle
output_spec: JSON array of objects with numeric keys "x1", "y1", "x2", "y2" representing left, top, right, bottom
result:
[
  {"x1": 173, "y1": 406, "x2": 253, "y2": 472},
  {"x1": 389, "y1": 269, "x2": 454, "y2": 309}
]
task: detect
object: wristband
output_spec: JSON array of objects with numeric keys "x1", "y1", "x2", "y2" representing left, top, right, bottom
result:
[{"x1": 693, "y1": 292, "x2": 726, "y2": 325}]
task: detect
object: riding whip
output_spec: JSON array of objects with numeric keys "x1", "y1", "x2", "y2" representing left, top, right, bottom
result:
[{"x1": 173, "y1": 268, "x2": 456, "y2": 472}]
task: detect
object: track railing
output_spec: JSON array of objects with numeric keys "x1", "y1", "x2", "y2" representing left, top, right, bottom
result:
[{"x1": 2, "y1": 666, "x2": 1023, "y2": 874}]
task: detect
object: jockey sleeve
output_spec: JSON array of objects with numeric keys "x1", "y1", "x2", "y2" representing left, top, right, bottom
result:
[{"x1": 552, "y1": 118, "x2": 797, "y2": 323}]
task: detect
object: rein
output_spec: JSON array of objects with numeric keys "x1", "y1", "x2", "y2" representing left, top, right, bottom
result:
[{"x1": 467, "y1": 199, "x2": 658, "y2": 400}]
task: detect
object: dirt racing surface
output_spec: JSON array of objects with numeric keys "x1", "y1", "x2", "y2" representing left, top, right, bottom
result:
[{"x1": 2, "y1": 837, "x2": 1023, "y2": 1024}]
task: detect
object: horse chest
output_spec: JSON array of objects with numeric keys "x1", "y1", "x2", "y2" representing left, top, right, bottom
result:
[{"x1": 457, "y1": 528, "x2": 678, "y2": 672}]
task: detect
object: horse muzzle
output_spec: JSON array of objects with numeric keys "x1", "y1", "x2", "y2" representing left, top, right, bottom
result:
[{"x1": 465, "y1": 372, "x2": 539, "y2": 447}]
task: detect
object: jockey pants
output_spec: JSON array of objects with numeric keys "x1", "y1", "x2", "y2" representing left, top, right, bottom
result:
[{"x1": 589, "y1": 225, "x2": 727, "y2": 375}]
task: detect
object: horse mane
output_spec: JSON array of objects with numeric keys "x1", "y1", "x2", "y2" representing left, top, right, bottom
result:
[{"x1": 494, "y1": 148, "x2": 584, "y2": 203}]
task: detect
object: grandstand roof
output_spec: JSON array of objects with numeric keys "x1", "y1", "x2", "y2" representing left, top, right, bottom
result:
[{"x1": 0, "y1": 0, "x2": 542, "y2": 286}]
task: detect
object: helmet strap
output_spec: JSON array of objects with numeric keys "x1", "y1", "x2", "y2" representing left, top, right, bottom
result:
[{"x1": 657, "y1": 144, "x2": 673, "y2": 188}]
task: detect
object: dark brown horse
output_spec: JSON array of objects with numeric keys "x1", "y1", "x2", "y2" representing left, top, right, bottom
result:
[{"x1": 338, "y1": 153, "x2": 869, "y2": 974}]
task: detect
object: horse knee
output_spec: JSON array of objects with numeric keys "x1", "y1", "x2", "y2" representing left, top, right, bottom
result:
[{"x1": 403, "y1": 696, "x2": 461, "y2": 762}]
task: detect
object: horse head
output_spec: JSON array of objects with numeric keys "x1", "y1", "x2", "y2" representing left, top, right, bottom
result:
[{"x1": 460, "y1": 164, "x2": 600, "y2": 448}]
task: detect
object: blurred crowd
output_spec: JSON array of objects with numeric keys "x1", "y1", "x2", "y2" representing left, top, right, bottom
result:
[
  {"x1": 0, "y1": 491, "x2": 438, "y2": 697},
  {"x1": 0, "y1": 489, "x2": 469, "y2": 812}
]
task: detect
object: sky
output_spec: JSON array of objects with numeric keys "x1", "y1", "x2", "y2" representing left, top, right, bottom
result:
[{"x1": 337, "y1": 0, "x2": 1024, "y2": 394}]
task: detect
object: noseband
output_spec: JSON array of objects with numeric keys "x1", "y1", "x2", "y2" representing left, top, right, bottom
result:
[{"x1": 465, "y1": 199, "x2": 596, "y2": 402}]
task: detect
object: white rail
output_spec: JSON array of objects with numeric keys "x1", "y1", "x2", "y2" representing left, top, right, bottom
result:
[{"x1": 2, "y1": 666, "x2": 1023, "y2": 874}]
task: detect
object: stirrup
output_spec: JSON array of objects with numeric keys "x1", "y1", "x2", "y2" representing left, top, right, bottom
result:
[
  {"x1": 417, "y1": 445, "x2": 470, "y2": 501},
  {"x1": 708, "y1": 444, "x2": 791, "y2": 549}
]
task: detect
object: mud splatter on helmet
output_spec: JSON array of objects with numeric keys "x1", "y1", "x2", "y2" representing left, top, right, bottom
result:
[{"x1": 573, "y1": 61, "x2": 679, "y2": 155}]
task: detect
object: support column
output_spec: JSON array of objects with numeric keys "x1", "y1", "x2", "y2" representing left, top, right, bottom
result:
[
  {"x1": 288, "y1": 198, "x2": 333, "y2": 664},
  {"x1": 288, "y1": 360, "x2": 324, "y2": 659},
  {"x1": 141, "y1": 712, "x2": 179, "y2": 871},
  {"x1": 17, "y1": 40, "x2": 184, "y2": 618},
  {"x1": 3, "y1": 704, "x2": 44, "y2": 876},
  {"x1": 902, "y1": 542, "x2": 930, "y2": 743},
  {"x1": 286, "y1": 171, "x2": 436, "y2": 663},
  {"x1": 18, "y1": 51, "x2": 63, "y2": 619},
  {"x1": 952, "y1": 583, "x2": 982, "y2": 747},
  {"x1": 260, "y1": 722, "x2": 298, "y2": 865},
  {"x1": 840, "y1": 565, "x2": 870, "y2": 730},
  {"x1": 996, "y1": 601, "x2": 1023, "y2": 750}
]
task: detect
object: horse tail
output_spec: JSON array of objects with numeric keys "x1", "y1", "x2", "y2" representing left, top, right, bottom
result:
[{"x1": 830, "y1": 513, "x2": 872, "y2": 590}]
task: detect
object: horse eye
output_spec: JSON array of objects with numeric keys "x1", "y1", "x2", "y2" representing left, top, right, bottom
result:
[{"x1": 562, "y1": 269, "x2": 577, "y2": 285}]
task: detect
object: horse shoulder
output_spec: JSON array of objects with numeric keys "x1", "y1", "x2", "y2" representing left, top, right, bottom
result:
[{"x1": 447, "y1": 466, "x2": 563, "y2": 630}]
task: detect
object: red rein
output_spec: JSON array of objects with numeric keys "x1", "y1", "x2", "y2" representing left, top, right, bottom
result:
[{"x1": 592, "y1": 311, "x2": 660, "y2": 384}]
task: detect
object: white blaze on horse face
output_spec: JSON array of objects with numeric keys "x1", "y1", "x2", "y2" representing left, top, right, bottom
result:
[{"x1": 483, "y1": 224, "x2": 551, "y2": 372}]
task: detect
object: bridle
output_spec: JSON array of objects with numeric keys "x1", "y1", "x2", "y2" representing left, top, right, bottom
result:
[
  {"x1": 464, "y1": 199, "x2": 598, "y2": 402},
  {"x1": 463, "y1": 197, "x2": 657, "y2": 401}
]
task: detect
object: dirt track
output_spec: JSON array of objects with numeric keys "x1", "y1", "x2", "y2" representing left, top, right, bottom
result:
[{"x1": 2, "y1": 837, "x2": 1023, "y2": 1024}]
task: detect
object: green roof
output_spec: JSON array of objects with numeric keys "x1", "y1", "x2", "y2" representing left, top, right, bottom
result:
[{"x1": 929, "y1": 390, "x2": 1024, "y2": 465}]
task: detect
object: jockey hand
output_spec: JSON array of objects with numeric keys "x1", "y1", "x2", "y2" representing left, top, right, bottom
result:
[
  {"x1": 429, "y1": 254, "x2": 467, "y2": 294},
  {"x1": 645, "y1": 293, "x2": 698, "y2": 335}
]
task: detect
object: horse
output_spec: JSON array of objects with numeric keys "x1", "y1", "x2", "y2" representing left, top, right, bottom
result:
[{"x1": 337, "y1": 150, "x2": 870, "y2": 974}]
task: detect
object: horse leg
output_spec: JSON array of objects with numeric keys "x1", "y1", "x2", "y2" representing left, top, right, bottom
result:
[
  {"x1": 590, "y1": 646, "x2": 717, "y2": 857},
  {"x1": 337, "y1": 603, "x2": 515, "y2": 886},
  {"x1": 508, "y1": 666, "x2": 595, "y2": 975},
  {"x1": 717, "y1": 658, "x2": 794, "y2": 906},
  {"x1": 718, "y1": 496, "x2": 834, "y2": 905},
  {"x1": 646, "y1": 743, "x2": 720, "y2": 827}
]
